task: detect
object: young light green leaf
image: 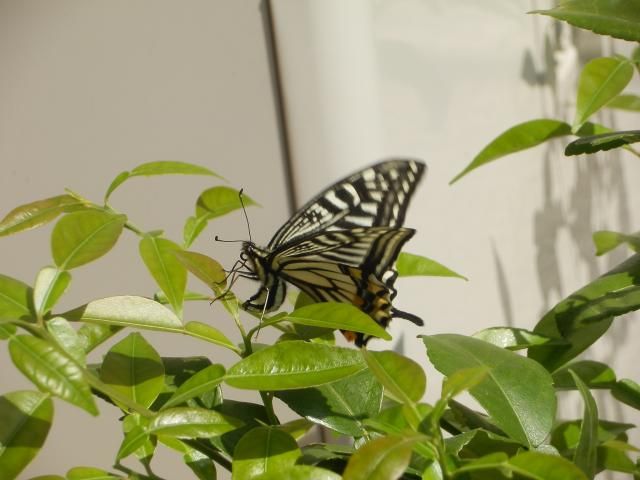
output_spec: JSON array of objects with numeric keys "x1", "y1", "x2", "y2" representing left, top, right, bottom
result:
[
  {"x1": 530, "y1": 253, "x2": 640, "y2": 372},
  {"x1": 0, "y1": 194, "x2": 85, "y2": 237},
  {"x1": 9, "y1": 335, "x2": 97, "y2": 414},
  {"x1": 569, "y1": 371, "x2": 598, "y2": 478},
  {"x1": 172, "y1": 250, "x2": 226, "y2": 289},
  {"x1": 232, "y1": 427, "x2": 301, "y2": 480},
  {"x1": 148, "y1": 407, "x2": 242, "y2": 438},
  {"x1": 225, "y1": 341, "x2": 366, "y2": 390},
  {"x1": 396, "y1": 252, "x2": 467, "y2": 280},
  {"x1": 593, "y1": 230, "x2": 640, "y2": 256},
  {"x1": 139, "y1": 236, "x2": 187, "y2": 317},
  {"x1": 63, "y1": 295, "x2": 183, "y2": 331},
  {"x1": 46, "y1": 317, "x2": 85, "y2": 364},
  {"x1": 100, "y1": 333, "x2": 165, "y2": 409},
  {"x1": 66, "y1": 466, "x2": 121, "y2": 479},
  {"x1": 607, "y1": 94, "x2": 640, "y2": 112},
  {"x1": 182, "y1": 215, "x2": 207, "y2": 248},
  {"x1": 162, "y1": 364, "x2": 226, "y2": 409},
  {"x1": 565, "y1": 130, "x2": 640, "y2": 156},
  {"x1": 362, "y1": 349, "x2": 426, "y2": 404},
  {"x1": 195, "y1": 186, "x2": 257, "y2": 218},
  {"x1": 612, "y1": 378, "x2": 640, "y2": 410},
  {"x1": 254, "y1": 465, "x2": 342, "y2": 480},
  {"x1": 342, "y1": 434, "x2": 423, "y2": 480},
  {"x1": 0, "y1": 391, "x2": 53, "y2": 480},
  {"x1": 51, "y1": 210, "x2": 126, "y2": 270},
  {"x1": 572, "y1": 57, "x2": 634, "y2": 132},
  {"x1": 33, "y1": 267, "x2": 71, "y2": 318},
  {"x1": 0, "y1": 274, "x2": 33, "y2": 321},
  {"x1": 509, "y1": 451, "x2": 589, "y2": 479},
  {"x1": 473, "y1": 327, "x2": 565, "y2": 350},
  {"x1": 121, "y1": 413, "x2": 156, "y2": 462},
  {"x1": 184, "y1": 321, "x2": 238, "y2": 351},
  {"x1": 552, "y1": 361, "x2": 617, "y2": 390},
  {"x1": 423, "y1": 334, "x2": 555, "y2": 447},
  {"x1": 116, "y1": 425, "x2": 149, "y2": 461},
  {"x1": 442, "y1": 367, "x2": 489, "y2": 401},
  {"x1": 285, "y1": 303, "x2": 391, "y2": 341},
  {"x1": 105, "y1": 161, "x2": 224, "y2": 202},
  {"x1": 450, "y1": 119, "x2": 571, "y2": 184},
  {"x1": 531, "y1": 0, "x2": 640, "y2": 43},
  {"x1": 276, "y1": 368, "x2": 383, "y2": 436}
]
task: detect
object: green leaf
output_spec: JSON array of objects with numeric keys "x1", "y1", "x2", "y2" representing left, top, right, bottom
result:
[
  {"x1": 232, "y1": 427, "x2": 301, "y2": 480},
  {"x1": 552, "y1": 361, "x2": 616, "y2": 390},
  {"x1": 569, "y1": 371, "x2": 598, "y2": 478},
  {"x1": 565, "y1": 130, "x2": 640, "y2": 155},
  {"x1": 572, "y1": 57, "x2": 634, "y2": 132},
  {"x1": 99, "y1": 333, "x2": 165, "y2": 409},
  {"x1": 63, "y1": 295, "x2": 183, "y2": 331},
  {"x1": 593, "y1": 230, "x2": 640, "y2": 256},
  {"x1": 66, "y1": 466, "x2": 121, "y2": 479},
  {"x1": 33, "y1": 267, "x2": 71, "y2": 318},
  {"x1": 254, "y1": 465, "x2": 341, "y2": 480},
  {"x1": 195, "y1": 186, "x2": 257, "y2": 218},
  {"x1": 396, "y1": 252, "x2": 467, "y2": 280},
  {"x1": 612, "y1": 378, "x2": 640, "y2": 410},
  {"x1": 441, "y1": 367, "x2": 489, "y2": 401},
  {"x1": 183, "y1": 447, "x2": 217, "y2": 480},
  {"x1": 607, "y1": 94, "x2": 640, "y2": 112},
  {"x1": 77, "y1": 323, "x2": 122, "y2": 353},
  {"x1": 51, "y1": 210, "x2": 126, "y2": 270},
  {"x1": 148, "y1": 407, "x2": 242, "y2": 438},
  {"x1": 116, "y1": 425, "x2": 149, "y2": 461},
  {"x1": 184, "y1": 321, "x2": 237, "y2": 351},
  {"x1": 121, "y1": 413, "x2": 156, "y2": 462},
  {"x1": 473, "y1": 327, "x2": 565, "y2": 350},
  {"x1": 529, "y1": 253, "x2": 640, "y2": 371},
  {"x1": 139, "y1": 236, "x2": 187, "y2": 317},
  {"x1": 172, "y1": 250, "x2": 226, "y2": 289},
  {"x1": 0, "y1": 194, "x2": 85, "y2": 237},
  {"x1": 162, "y1": 364, "x2": 226, "y2": 409},
  {"x1": 509, "y1": 451, "x2": 589, "y2": 479},
  {"x1": 342, "y1": 434, "x2": 423, "y2": 480},
  {"x1": 285, "y1": 303, "x2": 391, "y2": 341},
  {"x1": 105, "y1": 161, "x2": 224, "y2": 202},
  {"x1": 530, "y1": 0, "x2": 640, "y2": 42},
  {"x1": 9, "y1": 335, "x2": 97, "y2": 414},
  {"x1": 46, "y1": 317, "x2": 85, "y2": 364},
  {"x1": 0, "y1": 274, "x2": 33, "y2": 321},
  {"x1": 276, "y1": 368, "x2": 383, "y2": 436},
  {"x1": 225, "y1": 341, "x2": 366, "y2": 390},
  {"x1": 363, "y1": 349, "x2": 426, "y2": 404},
  {"x1": 598, "y1": 440, "x2": 639, "y2": 473},
  {"x1": 423, "y1": 334, "x2": 555, "y2": 447},
  {"x1": 0, "y1": 391, "x2": 53, "y2": 480},
  {"x1": 450, "y1": 119, "x2": 571, "y2": 184}
]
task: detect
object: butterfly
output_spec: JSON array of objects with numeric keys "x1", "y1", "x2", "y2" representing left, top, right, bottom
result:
[{"x1": 239, "y1": 159, "x2": 426, "y2": 346}]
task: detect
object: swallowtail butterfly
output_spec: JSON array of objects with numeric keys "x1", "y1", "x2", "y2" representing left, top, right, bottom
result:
[{"x1": 241, "y1": 159, "x2": 425, "y2": 346}]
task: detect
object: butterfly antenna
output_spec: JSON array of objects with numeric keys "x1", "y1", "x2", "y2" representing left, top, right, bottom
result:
[{"x1": 239, "y1": 189, "x2": 253, "y2": 244}]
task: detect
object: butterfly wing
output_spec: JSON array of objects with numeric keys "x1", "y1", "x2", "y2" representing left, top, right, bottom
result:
[
  {"x1": 267, "y1": 159, "x2": 426, "y2": 249},
  {"x1": 271, "y1": 227, "x2": 422, "y2": 345}
]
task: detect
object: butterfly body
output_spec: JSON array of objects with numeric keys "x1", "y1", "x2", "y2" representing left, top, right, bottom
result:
[{"x1": 241, "y1": 159, "x2": 426, "y2": 345}]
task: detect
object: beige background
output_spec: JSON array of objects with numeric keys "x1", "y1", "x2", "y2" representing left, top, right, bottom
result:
[{"x1": 1, "y1": 1, "x2": 639, "y2": 479}]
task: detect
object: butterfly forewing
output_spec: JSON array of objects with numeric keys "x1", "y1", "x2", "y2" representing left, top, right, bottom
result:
[{"x1": 267, "y1": 159, "x2": 425, "y2": 249}]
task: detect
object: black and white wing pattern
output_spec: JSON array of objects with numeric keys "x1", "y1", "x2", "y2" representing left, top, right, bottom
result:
[
  {"x1": 240, "y1": 159, "x2": 426, "y2": 346},
  {"x1": 267, "y1": 159, "x2": 425, "y2": 249}
]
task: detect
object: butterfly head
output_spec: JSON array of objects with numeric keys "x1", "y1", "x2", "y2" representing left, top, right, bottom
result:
[{"x1": 240, "y1": 241, "x2": 269, "y2": 282}]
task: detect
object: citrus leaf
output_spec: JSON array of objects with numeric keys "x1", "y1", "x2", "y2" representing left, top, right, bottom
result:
[
  {"x1": 63, "y1": 295, "x2": 183, "y2": 331},
  {"x1": 553, "y1": 361, "x2": 616, "y2": 390},
  {"x1": 593, "y1": 230, "x2": 640, "y2": 256},
  {"x1": 148, "y1": 407, "x2": 242, "y2": 438},
  {"x1": 46, "y1": 317, "x2": 85, "y2": 364},
  {"x1": 362, "y1": 349, "x2": 426, "y2": 404},
  {"x1": 570, "y1": 371, "x2": 598, "y2": 478},
  {"x1": 0, "y1": 274, "x2": 33, "y2": 321},
  {"x1": 423, "y1": 334, "x2": 555, "y2": 447},
  {"x1": 139, "y1": 236, "x2": 187, "y2": 317},
  {"x1": 33, "y1": 267, "x2": 71, "y2": 318},
  {"x1": 612, "y1": 378, "x2": 640, "y2": 410},
  {"x1": 51, "y1": 210, "x2": 126, "y2": 270},
  {"x1": 0, "y1": 391, "x2": 53, "y2": 480},
  {"x1": 607, "y1": 94, "x2": 640, "y2": 112},
  {"x1": 162, "y1": 364, "x2": 226, "y2": 409},
  {"x1": 184, "y1": 321, "x2": 237, "y2": 351},
  {"x1": 9, "y1": 335, "x2": 97, "y2": 414},
  {"x1": 450, "y1": 119, "x2": 571, "y2": 184},
  {"x1": 232, "y1": 427, "x2": 301, "y2": 480},
  {"x1": 172, "y1": 250, "x2": 226, "y2": 289},
  {"x1": 342, "y1": 434, "x2": 423, "y2": 480},
  {"x1": 396, "y1": 252, "x2": 467, "y2": 280},
  {"x1": 473, "y1": 327, "x2": 566, "y2": 350},
  {"x1": 565, "y1": 130, "x2": 640, "y2": 155},
  {"x1": 0, "y1": 195, "x2": 85, "y2": 237},
  {"x1": 225, "y1": 341, "x2": 366, "y2": 390},
  {"x1": 531, "y1": 0, "x2": 640, "y2": 42},
  {"x1": 572, "y1": 57, "x2": 634, "y2": 132}
]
